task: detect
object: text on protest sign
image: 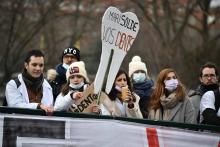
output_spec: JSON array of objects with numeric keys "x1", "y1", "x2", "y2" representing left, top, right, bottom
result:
[{"x1": 102, "y1": 8, "x2": 139, "y2": 52}]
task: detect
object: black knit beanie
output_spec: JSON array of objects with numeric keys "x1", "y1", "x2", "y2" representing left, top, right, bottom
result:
[{"x1": 62, "y1": 47, "x2": 80, "y2": 61}]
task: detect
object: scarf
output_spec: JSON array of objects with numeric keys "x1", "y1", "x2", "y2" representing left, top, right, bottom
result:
[
  {"x1": 160, "y1": 92, "x2": 179, "y2": 109},
  {"x1": 149, "y1": 92, "x2": 179, "y2": 121},
  {"x1": 198, "y1": 84, "x2": 219, "y2": 95},
  {"x1": 160, "y1": 93, "x2": 179, "y2": 120},
  {"x1": 133, "y1": 79, "x2": 154, "y2": 100},
  {"x1": 22, "y1": 71, "x2": 44, "y2": 93}
]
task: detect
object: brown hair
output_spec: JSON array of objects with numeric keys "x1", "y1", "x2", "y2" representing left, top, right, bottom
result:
[
  {"x1": 199, "y1": 62, "x2": 219, "y2": 77},
  {"x1": 149, "y1": 68, "x2": 186, "y2": 109},
  {"x1": 108, "y1": 69, "x2": 133, "y2": 101}
]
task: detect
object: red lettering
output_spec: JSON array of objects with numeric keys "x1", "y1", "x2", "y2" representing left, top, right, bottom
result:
[
  {"x1": 115, "y1": 31, "x2": 134, "y2": 52},
  {"x1": 119, "y1": 33, "x2": 126, "y2": 49},
  {"x1": 126, "y1": 35, "x2": 134, "y2": 52}
]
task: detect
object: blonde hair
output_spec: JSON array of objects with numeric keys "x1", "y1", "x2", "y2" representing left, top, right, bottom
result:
[{"x1": 47, "y1": 69, "x2": 57, "y2": 81}]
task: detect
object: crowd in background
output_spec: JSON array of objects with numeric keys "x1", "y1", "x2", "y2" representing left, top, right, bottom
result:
[{"x1": 4, "y1": 47, "x2": 220, "y2": 126}]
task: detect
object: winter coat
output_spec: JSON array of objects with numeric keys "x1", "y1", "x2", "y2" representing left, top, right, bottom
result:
[
  {"x1": 54, "y1": 84, "x2": 89, "y2": 111},
  {"x1": 100, "y1": 93, "x2": 143, "y2": 118},
  {"x1": 188, "y1": 89, "x2": 202, "y2": 123},
  {"x1": 133, "y1": 79, "x2": 154, "y2": 118},
  {"x1": 53, "y1": 63, "x2": 67, "y2": 97},
  {"x1": 148, "y1": 94, "x2": 195, "y2": 123},
  {"x1": 55, "y1": 63, "x2": 67, "y2": 86},
  {"x1": 48, "y1": 80, "x2": 60, "y2": 102},
  {"x1": 188, "y1": 85, "x2": 219, "y2": 123},
  {"x1": 5, "y1": 74, "x2": 53, "y2": 109}
]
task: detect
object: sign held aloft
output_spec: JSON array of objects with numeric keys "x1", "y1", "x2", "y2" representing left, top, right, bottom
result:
[
  {"x1": 73, "y1": 7, "x2": 140, "y2": 113},
  {"x1": 94, "y1": 6, "x2": 140, "y2": 95}
]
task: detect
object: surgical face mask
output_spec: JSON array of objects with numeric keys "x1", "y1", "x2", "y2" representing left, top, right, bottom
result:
[
  {"x1": 115, "y1": 85, "x2": 122, "y2": 92},
  {"x1": 164, "y1": 79, "x2": 178, "y2": 92},
  {"x1": 69, "y1": 81, "x2": 84, "y2": 90},
  {"x1": 133, "y1": 73, "x2": 146, "y2": 83},
  {"x1": 62, "y1": 63, "x2": 69, "y2": 70}
]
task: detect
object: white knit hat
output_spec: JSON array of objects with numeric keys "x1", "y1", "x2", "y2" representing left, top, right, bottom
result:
[
  {"x1": 129, "y1": 56, "x2": 148, "y2": 77},
  {"x1": 66, "y1": 61, "x2": 90, "y2": 83}
]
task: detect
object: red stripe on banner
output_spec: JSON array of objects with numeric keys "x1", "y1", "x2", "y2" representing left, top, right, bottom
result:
[
  {"x1": 218, "y1": 141, "x2": 220, "y2": 147},
  {"x1": 146, "y1": 128, "x2": 160, "y2": 147}
]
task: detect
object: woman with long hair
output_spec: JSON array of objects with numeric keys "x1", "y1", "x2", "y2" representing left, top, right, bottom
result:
[
  {"x1": 101, "y1": 69, "x2": 143, "y2": 118},
  {"x1": 148, "y1": 68, "x2": 195, "y2": 123},
  {"x1": 54, "y1": 61, "x2": 100, "y2": 114}
]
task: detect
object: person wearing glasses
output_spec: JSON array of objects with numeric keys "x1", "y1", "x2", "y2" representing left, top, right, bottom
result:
[
  {"x1": 148, "y1": 68, "x2": 195, "y2": 123},
  {"x1": 54, "y1": 47, "x2": 80, "y2": 99},
  {"x1": 199, "y1": 63, "x2": 220, "y2": 125},
  {"x1": 188, "y1": 62, "x2": 219, "y2": 124}
]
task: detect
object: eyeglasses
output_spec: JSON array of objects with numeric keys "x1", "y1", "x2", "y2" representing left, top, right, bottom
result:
[{"x1": 202, "y1": 74, "x2": 216, "y2": 78}]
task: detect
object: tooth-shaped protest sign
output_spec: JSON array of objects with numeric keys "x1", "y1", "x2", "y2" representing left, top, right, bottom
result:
[
  {"x1": 72, "y1": 7, "x2": 139, "y2": 113},
  {"x1": 94, "y1": 6, "x2": 139, "y2": 94}
]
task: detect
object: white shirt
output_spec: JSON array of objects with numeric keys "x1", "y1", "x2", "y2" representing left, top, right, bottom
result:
[
  {"x1": 115, "y1": 98, "x2": 126, "y2": 117},
  {"x1": 200, "y1": 91, "x2": 220, "y2": 123},
  {"x1": 100, "y1": 98, "x2": 126, "y2": 117}
]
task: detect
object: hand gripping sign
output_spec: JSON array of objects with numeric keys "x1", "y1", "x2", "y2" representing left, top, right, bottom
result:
[
  {"x1": 94, "y1": 6, "x2": 140, "y2": 95},
  {"x1": 72, "y1": 7, "x2": 139, "y2": 113}
]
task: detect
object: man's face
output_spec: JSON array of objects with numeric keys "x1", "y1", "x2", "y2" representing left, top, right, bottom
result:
[
  {"x1": 63, "y1": 54, "x2": 77, "y2": 65},
  {"x1": 25, "y1": 56, "x2": 44, "y2": 78},
  {"x1": 200, "y1": 67, "x2": 218, "y2": 85}
]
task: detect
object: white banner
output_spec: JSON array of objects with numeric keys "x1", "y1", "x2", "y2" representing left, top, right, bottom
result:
[{"x1": 0, "y1": 114, "x2": 219, "y2": 147}]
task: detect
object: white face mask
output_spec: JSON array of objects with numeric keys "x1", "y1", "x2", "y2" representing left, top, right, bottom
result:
[
  {"x1": 62, "y1": 63, "x2": 69, "y2": 70},
  {"x1": 133, "y1": 73, "x2": 146, "y2": 83},
  {"x1": 115, "y1": 85, "x2": 122, "y2": 92},
  {"x1": 164, "y1": 79, "x2": 178, "y2": 92},
  {"x1": 69, "y1": 81, "x2": 84, "y2": 89}
]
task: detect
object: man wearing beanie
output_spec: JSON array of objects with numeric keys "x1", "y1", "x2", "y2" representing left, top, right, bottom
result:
[
  {"x1": 54, "y1": 47, "x2": 80, "y2": 99},
  {"x1": 129, "y1": 56, "x2": 154, "y2": 118},
  {"x1": 5, "y1": 50, "x2": 54, "y2": 115}
]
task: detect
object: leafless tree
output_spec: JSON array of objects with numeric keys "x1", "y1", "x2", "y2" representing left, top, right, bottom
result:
[
  {"x1": 129, "y1": 0, "x2": 220, "y2": 88},
  {"x1": 0, "y1": 0, "x2": 61, "y2": 84}
]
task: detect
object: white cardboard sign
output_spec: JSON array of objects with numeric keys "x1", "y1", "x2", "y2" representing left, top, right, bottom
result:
[{"x1": 94, "y1": 6, "x2": 140, "y2": 94}]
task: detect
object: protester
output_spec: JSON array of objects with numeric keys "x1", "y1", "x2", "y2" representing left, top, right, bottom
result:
[
  {"x1": 5, "y1": 50, "x2": 54, "y2": 115},
  {"x1": 54, "y1": 61, "x2": 100, "y2": 114},
  {"x1": 54, "y1": 47, "x2": 80, "y2": 98},
  {"x1": 129, "y1": 55, "x2": 154, "y2": 118},
  {"x1": 100, "y1": 69, "x2": 143, "y2": 118},
  {"x1": 199, "y1": 63, "x2": 220, "y2": 125},
  {"x1": 188, "y1": 62, "x2": 219, "y2": 123},
  {"x1": 148, "y1": 68, "x2": 195, "y2": 123}
]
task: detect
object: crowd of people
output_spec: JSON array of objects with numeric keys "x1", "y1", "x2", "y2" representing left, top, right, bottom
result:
[{"x1": 4, "y1": 48, "x2": 220, "y2": 126}]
